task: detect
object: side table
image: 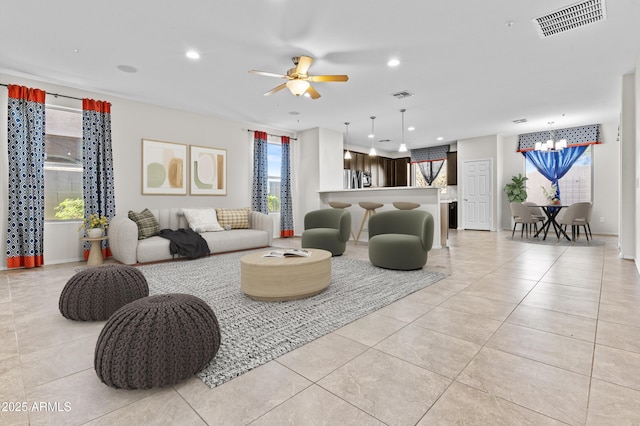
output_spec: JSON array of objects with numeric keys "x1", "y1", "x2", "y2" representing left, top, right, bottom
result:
[{"x1": 81, "y1": 236, "x2": 109, "y2": 266}]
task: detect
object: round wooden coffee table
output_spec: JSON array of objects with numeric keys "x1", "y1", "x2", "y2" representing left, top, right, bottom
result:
[{"x1": 240, "y1": 249, "x2": 332, "y2": 301}]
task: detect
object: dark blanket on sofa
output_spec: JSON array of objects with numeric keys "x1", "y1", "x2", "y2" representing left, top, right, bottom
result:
[{"x1": 158, "y1": 228, "x2": 210, "y2": 260}]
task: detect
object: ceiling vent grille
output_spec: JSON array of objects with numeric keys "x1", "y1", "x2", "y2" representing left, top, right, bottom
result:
[
  {"x1": 533, "y1": 0, "x2": 606, "y2": 38},
  {"x1": 392, "y1": 90, "x2": 414, "y2": 99},
  {"x1": 513, "y1": 118, "x2": 528, "y2": 124}
]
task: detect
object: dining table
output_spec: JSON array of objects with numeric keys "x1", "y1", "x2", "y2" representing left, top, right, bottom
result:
[{"x1": 533, "y1": 204, "x2": 572, "y2": 241}]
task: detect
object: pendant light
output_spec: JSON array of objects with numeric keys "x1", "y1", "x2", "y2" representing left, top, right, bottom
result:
[
  {"x1": 398, "y1": 109, "x2": 408, "y2": 152},
  {"x1": 344, "y1": 122, "x2": 352, "y2": 160},
  {"x1": 368, "y1": 116, "x2": 377, "y2": 157}
]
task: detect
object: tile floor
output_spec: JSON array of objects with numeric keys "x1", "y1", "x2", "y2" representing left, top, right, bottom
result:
[{"x1": 1, "y1": 230, "x2": 639, "y2": 425}]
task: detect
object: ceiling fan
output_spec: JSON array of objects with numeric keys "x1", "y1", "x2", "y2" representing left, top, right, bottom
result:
[{"x1": 249, "y1": 55, "x2": 348, "y2": 99}]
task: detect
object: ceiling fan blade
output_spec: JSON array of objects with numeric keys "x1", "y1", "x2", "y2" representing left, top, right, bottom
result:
[
  {"x1": 308, "y1": 75, "x2": 349, "y2": 82},
  {"x1": 306, "y1": 85, "x2": 321, "y2": 99},
  {"x1": 249, "y1": 70, "x2": 287, "y2": 79},
  {"x1": 295, "y1": 55, "x2": 313, "y2": 75},
  {"x1": 264, "y1": 83, "x2": 287, "y2": 96}
]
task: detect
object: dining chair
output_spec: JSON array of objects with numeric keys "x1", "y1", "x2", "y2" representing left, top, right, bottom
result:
[
  {"x1": 522, "y1": 201, "x2": 545, "y2": 232},
  {"x1": 556, "y1": 202, "x2": 591, "y2": 241},
  {"x1": 570, "y1": 202, "x2": 593, "y2": 240},
  {"x1": 510, "y1": 202, "x2": 539, "y2": 239}
]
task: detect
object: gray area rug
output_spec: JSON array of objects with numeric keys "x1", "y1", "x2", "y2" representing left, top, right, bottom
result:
[{"x1": 137, "y1": 249, "x2": 447, "y2": 388}]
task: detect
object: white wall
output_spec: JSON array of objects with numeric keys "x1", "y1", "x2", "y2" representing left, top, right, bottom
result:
[
  {"x1": 593, "y1": 122, "x2": 621, "y2": 235},
  {"x1": 619, "y1": 74, "x2": 635, "y2": 258},
  {"x1": 636, "y1": 57, "x2": 640, "y2": 270},
  {"x1": 0, "y1": 74, "x2": 294, "y2": 267},
  {"x1": 499, "y1": 135, "x2": 524, "y2": 230},
  {"x1": 292, "y1": 127, "x2": 343, "y2": 236},
  {"x1": 293, "y1": 128, "x2": 321, "y2": 237}
]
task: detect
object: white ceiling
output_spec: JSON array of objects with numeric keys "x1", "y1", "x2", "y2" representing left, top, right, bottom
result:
[{"x1": 1, "y1": 0, "x2": 639, "y2": 152}]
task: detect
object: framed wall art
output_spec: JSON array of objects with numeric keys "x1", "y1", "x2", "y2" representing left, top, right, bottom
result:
[
  {"x1": 189, "y1": 145, "x2": 227, "y2": 195},
  {"x1": 141, "y1": 139, "x2": 188, "y2": 195}
]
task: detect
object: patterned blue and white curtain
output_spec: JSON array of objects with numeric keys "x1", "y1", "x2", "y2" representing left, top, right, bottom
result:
[
  {"x1": 82, "y1": 99, "x2": 115, "y2": 259},
  {"x1": 517, "y1": 124, "x2": 600, "y2": 152},
  {"x1": 280, "y1": 136, "x2": 293, "y2": 237},
  {"x1": 251, "y1": 131, "x2": 268, "y2": 214},
  {"x1": 410, "y1": 145, "x2": 448, "y2": 185},
  {"x1": 6, "y1": 85, "x2": 46, "y2": 268}
]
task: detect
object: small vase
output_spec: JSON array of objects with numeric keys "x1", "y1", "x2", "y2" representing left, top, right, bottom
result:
[{"x1": 87, "y1": 228, "x2": 104, "y2": 238}]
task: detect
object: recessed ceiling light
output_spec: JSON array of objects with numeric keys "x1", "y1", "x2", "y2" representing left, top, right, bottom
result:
[
  {"x1": 387, "y1": 58, "x2": 400, "y2": 67},
  {"x1": 73, "y1": 48, "x2": 80, "y2": 54},
  {"x1": 408, "y1": 126, "x2": 415, "y2": 131},
  {"x1": 117, "y1": 65, "x2": 138, "y2": 73},
  {"x1": 186, "y1": 50, "x2": 200, "y2": 60},
  {"x1": 437, "y1": 137, "x2": 444, "y2": 141}
]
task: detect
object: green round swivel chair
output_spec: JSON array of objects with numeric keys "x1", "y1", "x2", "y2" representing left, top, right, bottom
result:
[
  {"x1": 368, "y1": 210, "x2": 434, "y2": 270},
  {"x1": 301, "y1": 209, "x2": 351, "y2": 256}
]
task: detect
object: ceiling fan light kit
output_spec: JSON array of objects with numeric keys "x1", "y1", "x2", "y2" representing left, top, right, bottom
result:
[
  {"x1": 286, "y1": 79, "x2": 310, "y2": 96},
  {"x1": 249, "y1": 55, "x2": 348, "y2": 100}
]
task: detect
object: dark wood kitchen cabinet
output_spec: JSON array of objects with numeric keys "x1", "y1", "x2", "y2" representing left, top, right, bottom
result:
[
  {"x1": 344, "y1": 152, "x2": 409, "y2": 187},
  {"x1": 447, "y1": 151, "x2": 457, "y2": 185}
]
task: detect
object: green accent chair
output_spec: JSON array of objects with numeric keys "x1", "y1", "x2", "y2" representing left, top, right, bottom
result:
[
  {"x1": 368, "y1": 210, "x2": 434, "y2": 270},
  {"x1": 301, "y1": 209, "x2": 351, "y2": 256}
]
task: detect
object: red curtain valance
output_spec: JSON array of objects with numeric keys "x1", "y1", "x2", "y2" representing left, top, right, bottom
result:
[
  {"x1": 83, "y1": 98, "x2": 111, "y2": 113},
  {"x1": 254, "y1": 131, "x2": 268, "y2": 140},
  {"x1": 8, "y1": 85, "x2": 45, "y2": 103}
]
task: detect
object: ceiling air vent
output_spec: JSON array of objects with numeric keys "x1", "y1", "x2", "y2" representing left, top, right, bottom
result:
[
  {"x1": 533, "y1": 0, "x2": 606, "y2": 39},
  {"x1": 392, "y1": 90, "x2": 414, "y2": 99},
  {"x1": 513, "y1": 118, "x2": 527, "y2": 124}
]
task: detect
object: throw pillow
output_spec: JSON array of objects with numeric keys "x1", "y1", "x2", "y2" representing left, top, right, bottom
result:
[
  {"x1": 181, "y1": 208, "x2": 223, "y2": 233},
  {"x1": 216, "y1": 208, "x2": 250, "y2": 229},
  {"x1": 128, "y1": 209, "x2": 160, "y2": 240}
]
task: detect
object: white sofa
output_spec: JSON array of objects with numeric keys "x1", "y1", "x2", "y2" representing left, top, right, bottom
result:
[{"x1": 108, "y1": 208, "x2": 273, "y2": 264}]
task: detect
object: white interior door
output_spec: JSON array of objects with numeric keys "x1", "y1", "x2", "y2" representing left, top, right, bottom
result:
[{"x1": 463, "y1": 159, "x2": 492, "y2": 230}]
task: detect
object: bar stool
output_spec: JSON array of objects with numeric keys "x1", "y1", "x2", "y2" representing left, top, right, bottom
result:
[
  {"x1": 392, "y1": 202, "x2": 420, "y2": 210},
  {"x1": 355, "y1": 202, "x2": 384, "y2": 245},
  {"x1": 328, "y1": 201, "x2": 356, "y2": 241}
]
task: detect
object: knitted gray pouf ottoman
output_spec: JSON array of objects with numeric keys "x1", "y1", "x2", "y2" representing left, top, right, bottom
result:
[
  {"x1": 94, "y1": 293, "x2": 221, "y2": 389},
  {"x1": 59, "y1": 264, "x2": 149, "y2": 321}
]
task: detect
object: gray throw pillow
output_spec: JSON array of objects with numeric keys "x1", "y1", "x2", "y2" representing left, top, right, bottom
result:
[{"x1": 128, "y1": 209, "x2": 160, "y2": 240}]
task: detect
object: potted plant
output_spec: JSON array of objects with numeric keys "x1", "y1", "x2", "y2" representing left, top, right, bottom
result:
[
  {"x1": 80, "y1": 213, "x2": 109, "y2": 238},
  {"x1": 504, "y1": 174, "x2": 528, "y2": 203}
]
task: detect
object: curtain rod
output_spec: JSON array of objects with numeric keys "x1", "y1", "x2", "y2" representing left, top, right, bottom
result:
[
  {"x1": 247, "y1": 129, "x2": 297, "y2": 141},
  {"x1": 0, "y1": 83, "x2": 84, "y2": 101}
]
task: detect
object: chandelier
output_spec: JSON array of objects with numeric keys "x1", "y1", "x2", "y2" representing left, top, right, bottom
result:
[{"x1": 535, "y1": 121, "x2": 567, "y2": 152}]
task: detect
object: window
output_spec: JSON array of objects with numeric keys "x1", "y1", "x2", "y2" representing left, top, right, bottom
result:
[
  {"x1": 267, "y1": 142, "x2": 281, "y2": 213},
  {"x1": 412, "y1": 161, "x2": 448, "y2": 191},
  {"x1": 44, "y1": 106, "x2": 83, "y2": 220},
  {"x1": 525, "y1": 146, "x2": 593, "y2": 205}
]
